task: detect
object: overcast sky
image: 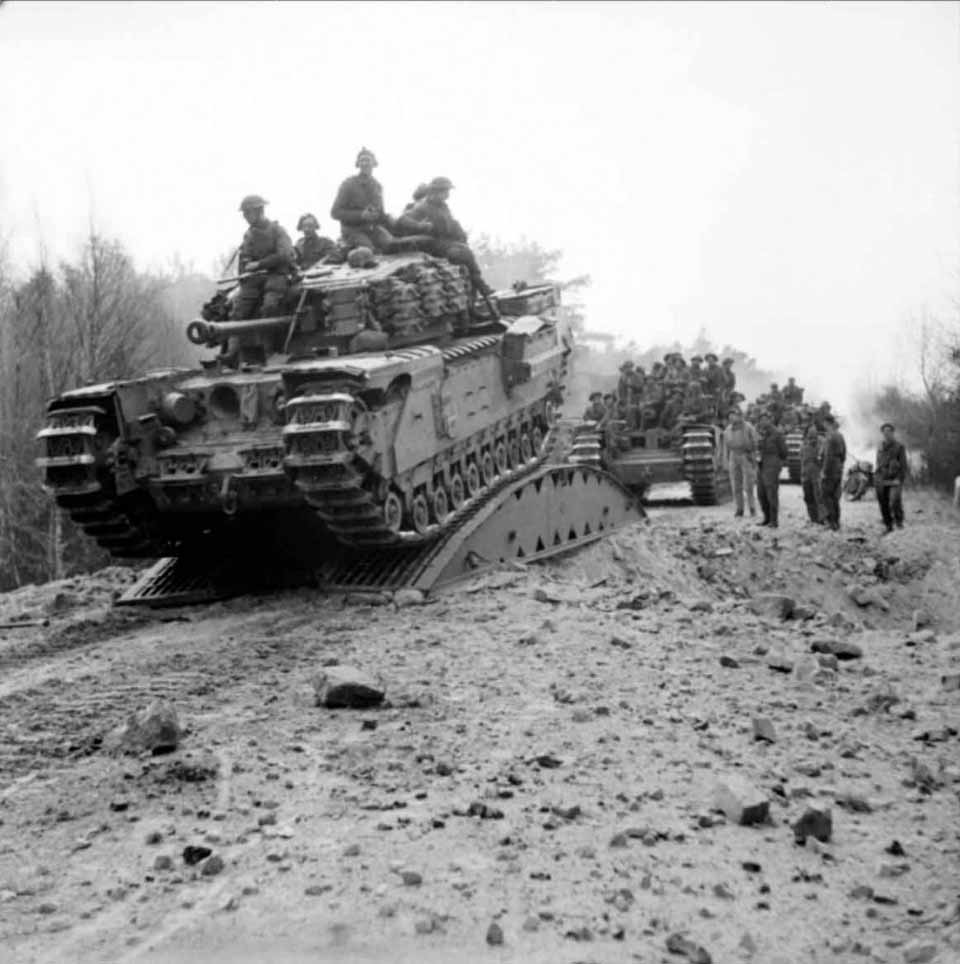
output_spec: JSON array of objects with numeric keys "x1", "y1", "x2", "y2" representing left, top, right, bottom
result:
[{"x1": 1, "y1": 0, "x2": 958, "y2": 401}]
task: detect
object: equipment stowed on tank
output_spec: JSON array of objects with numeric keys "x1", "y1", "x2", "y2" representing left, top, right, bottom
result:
[{"x1": 37, "y1": 251, "x2": 644, "y2": 602}]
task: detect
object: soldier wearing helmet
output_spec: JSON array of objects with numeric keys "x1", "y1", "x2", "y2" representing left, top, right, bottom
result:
[
  {"x1": 398, "y1": 176, "x2": 493, "y2": 296},
  {"x1": 294, "y1": 212, "x2": 336, "y2": 270},
  {"x1": 235, "y1": 195, "x2": 295, "y2": 320},
  {"x1": 403, "y1": 183, "x2": 429, "y2": 214},
  {"x1": 330, "y1": 147, "x2": 397, "y2": 252}
]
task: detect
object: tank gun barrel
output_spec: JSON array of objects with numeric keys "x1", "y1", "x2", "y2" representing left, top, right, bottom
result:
[{"x1": 186, "y1": 315, "x2": 293, "y2": 346}]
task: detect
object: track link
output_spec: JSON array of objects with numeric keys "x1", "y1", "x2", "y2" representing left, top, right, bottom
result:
[{"x1": 37, "y1": 404, "x2": 165, "y2": 559}]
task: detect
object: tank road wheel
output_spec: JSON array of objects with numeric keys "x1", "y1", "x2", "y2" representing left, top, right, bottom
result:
[
  {"x1": 382, "y1": 492, "x2": 404, "y2": 533},
  {"x1": 493, "y1": 441, "x2": 509, "y2": 476},
  {"x1": 449, "y1": 472, "x2": 466, "y2": 509},
  {"x1": 480, "y1": 450, "x2": 496, "y2": 486},
  {"x1": 411, "y1": 492, "x2": 431, "y2": 535},
  {"x1": 432, "y1": 485, "x2": 450, "y2": 523},
  {"x1": 520, "y1": 432, "x2": 534, "y2": 462},
  {"x1": 465, "y1": 461, "x2": 482, "y2": 498},
  {"x1": 507, "y1": 437, "x2": 521, "y2": 469}
]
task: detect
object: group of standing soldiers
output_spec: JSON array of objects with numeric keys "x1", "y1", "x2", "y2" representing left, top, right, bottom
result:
[
  {"x1": 231, "y1": 146, "x2": 492, "y2": 321},
  {"x1": 584, "y1": 352, "x2": 740, "y2": 438},
  {"x1": 728, "y1": 409, "x2": 847, "y2": 530}
]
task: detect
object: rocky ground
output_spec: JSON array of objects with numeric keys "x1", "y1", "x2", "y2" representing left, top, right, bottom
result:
[{"x1": 0, "y1": 484, "x2": 958, "y2": 964}]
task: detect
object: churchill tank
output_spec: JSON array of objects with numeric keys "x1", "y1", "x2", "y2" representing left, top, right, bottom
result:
[{"x1": 38, "y1": 250, "x2": 643, "y2": 600}]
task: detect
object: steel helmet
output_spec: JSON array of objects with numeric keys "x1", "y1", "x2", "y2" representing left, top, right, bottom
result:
[
  {"x1": 347, "y1": 246, "x2": 375, "y2": 268},
  {"x1": 239, "y1": 194, "x2": 268, "y2": 211},
  {"x1": 428, "y1": 176, "x2": 453, "y2": 192}
]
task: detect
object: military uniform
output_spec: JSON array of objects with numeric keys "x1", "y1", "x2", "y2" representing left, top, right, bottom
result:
[
  {"x1": 756, "y1": 424, "x2": 788, "y2": 526},
  {"x1": 330, "y1": 172, "x2": 395, "y2": 250},
  {"x1": 875, "y1": 433, "x2": 907, "y2": 531},
  {"x1": 295, "y1": 233, "x2": 336, "y2": 269},
  {"x1": 782, "y1": 379, "x2": 804, "y2": 405},
  {"x1": 723, "y1": 418, "x2": 758, "y2": 516},
  {"x1": 800, "y1": 432, "x2": 824, "y2": 523},
  {"x1": 820, "y1": 428, "x2": 847, "y2": 529},
  {"x1": 398, "y1": 187, "x2": 488, "y2": 292},
  {"x1": 235, "y1": 218, "x2": 295, "y2": 320}
]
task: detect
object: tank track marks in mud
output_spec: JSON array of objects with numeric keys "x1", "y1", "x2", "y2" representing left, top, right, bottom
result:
[
  {"x1": 785, "y1": 430, "x2": 803, "y2": 484},
  {"x1": 282, "y1": 335, "x2": 559, "y2": 549},
  {"x1": 682, "y1": 424, "x2": 727, "y2": 507},
  {"x1": 37, "y1": 404, "x2": 166, "y2": 558}
]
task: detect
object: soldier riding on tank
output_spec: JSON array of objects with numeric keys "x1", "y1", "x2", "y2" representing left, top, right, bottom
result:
[
  {"x1": 397, "y1": 176, "x2": 494, "y2": 296},
  {"x1": 330, "y1": 147, "x2": 398, "y2": 252},
  {"x1": 235, "y1": 195, "x2": 296, "y2": 320}
]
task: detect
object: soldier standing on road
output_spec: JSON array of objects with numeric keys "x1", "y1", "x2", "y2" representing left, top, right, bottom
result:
[
  {"x1": 294, "y1": 213, "x2": 336, "y2": 269},
  {"x1": 756, "y1": 413, "x2": 788, "y2": 528},
  {"x1": 800, "y1": 422, "x2": 824, "y2": 524},
  {"x1": 723, "y1": 408, "x2": 758, "y2": 518},
  {"x1": 330, "y1": 147, "x2": 397, "y2": 251},
  {"x1": 875, "y1": 422, "x2": 908, "y2": 532},
  {"x1": 820, "y1": 414, "x2": 847, "y2": 530},
  {"x1": 234, "y1": 195, "x2": 295, "y2": 320}
]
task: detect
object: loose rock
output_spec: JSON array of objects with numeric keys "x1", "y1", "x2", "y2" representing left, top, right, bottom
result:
[
  {"x1": 792, "y1": 807, "x2": 832, "y2": 844},
  {"x1": 752, "y1": 717, "x2": 776, "y2": 743},
  {"x1": 486, "y1": 921, "x2": 504, "y2": 946},
  {"x1": 665, "y1": 932, "x2": 713, "y2": 963},
  {"x1": 749, "y1": 594, "x2": 795, "y2": 621},
  {"x1": 312, "y1": 665, "x2": 385, "y2": 709},
  {"x1": 713, "y1": 776, "x2": 770, "y2": 826},
  {"x1": 107, "y1": 700, "x2": 182, "y2": 755}
]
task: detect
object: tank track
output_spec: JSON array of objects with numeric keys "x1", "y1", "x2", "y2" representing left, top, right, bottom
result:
[
  {"x1": 283, "y1": 339, "x2": 560, "y2": 549},
  {"x1": 284, "y1": 400, "x2": 555, "y2": 548},
  {"x1": 37, "y1": 404, "x2": 166, "y2": 559},
  {"x1": 785, "y1": 430, "x2": 803, "y2": 484},
  {"x1": 682, "y1": 424, "x2": 723, "y2": 506}
]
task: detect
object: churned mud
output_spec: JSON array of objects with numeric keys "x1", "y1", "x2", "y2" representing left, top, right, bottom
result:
[{"x1": 1, "y1": 486, "x2": 958, "y2": 964}]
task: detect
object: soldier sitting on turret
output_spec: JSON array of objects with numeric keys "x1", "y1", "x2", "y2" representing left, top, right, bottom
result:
[
  {"x1": 330, "y1": 147, "x2": 398, "y2": 252},
  {"x1": 294, "y1": 213, "x2": 337, "y2": 269},
  {"x1": 235, "y1": 194, "x2": 295, "y2": 320},
  {"x1": 397, "y1": 176, "x2": 494, "y2": 296}
]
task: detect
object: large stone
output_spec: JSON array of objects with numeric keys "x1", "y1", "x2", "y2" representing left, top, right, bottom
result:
[
  {"x1": 748, "y1": 594, "x2": 795, "y2": 621},
  {"x1": 312, "y1": 666, "x2": 384, "y2": 709},
  {"x1": 393, "y1": 589, "x2": 425, "y2": 608},
  {"x1": 107, "y1": 701, "x2": 182, "y2": 755},
  {"x1": 713, "y1": 776, "x2": 770, "y2": 826},
  {"x1": 792, "y1": 807, "x2": 832, "y2": 844},
  {"x1": 752, "y1": 717, "x2": 776, "y2": 743},
  {"x1": 766, "y1": 647, "x2": 794, "y2": 673}
]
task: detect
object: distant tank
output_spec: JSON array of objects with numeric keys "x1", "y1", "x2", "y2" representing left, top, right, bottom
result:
[
  {"x1": 37, "y1": 251, "x2": 643, "y2": 596},
  {"x1": 572, "y1": 418, "x2": 729, "y2": 506}
]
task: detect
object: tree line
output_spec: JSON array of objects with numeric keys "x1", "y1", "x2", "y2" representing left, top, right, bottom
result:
[
  {"x1": 856, "y1": 311, "x2": 960, "y2": 488},
  {"x1": 0, "y1": 233, "x2": 211, "y2": 591}
]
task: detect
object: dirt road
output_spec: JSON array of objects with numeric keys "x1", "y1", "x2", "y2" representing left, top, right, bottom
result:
[{"x1": 1, "y1": 485, "x2": 958, "y2": 964}]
